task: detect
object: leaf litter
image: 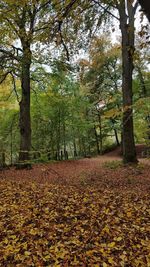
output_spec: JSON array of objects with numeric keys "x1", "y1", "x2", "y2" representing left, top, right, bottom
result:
[{"x1": 0, "y1": 155, "x2": 150, "y2": 266}]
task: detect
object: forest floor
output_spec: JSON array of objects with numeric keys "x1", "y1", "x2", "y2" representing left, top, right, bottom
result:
[{"x1": 0, "y1": 145, "x2": 150, "y2": 266}]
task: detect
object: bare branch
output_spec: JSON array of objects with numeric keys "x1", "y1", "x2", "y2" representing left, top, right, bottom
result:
[
  {"x1": 133, "y1": 1, "x2": 139, "y2": 15},
  {"x1": 33, "y1": 25, "x2": 50, "y2": 33},
  {"x1": 61, "y1": 0, "x2": 79, "y2": 21},
  {"x1": 92, "y1": 0, "x2": 120, "y2": 21},
  {"x1": 55, "y1": 0, "x2": 80, "y2": 61},
  {"x1": 11, "y1": 45, "x2": 22, "y2": 52},
  {"x1": 36, "y1": 0, "x2": 52, "y2": 12},
  {"x1": 0, "y1": 48, "x2": 20, "y2": 61},
  {"x1": 0, "y1": 71, "x2": 10, "y2": 84},
  {"x1": 58, "y1": 24, "x2": 70, "y2": 61}
]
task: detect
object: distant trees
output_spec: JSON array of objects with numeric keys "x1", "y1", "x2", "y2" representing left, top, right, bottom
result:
[
  {"x1": 31, "y1": 62, "x2": 94, "y2": 160},
  {"x1": 79, "y1": 36, "x2": 122, "y2": 154},
  {"x1": 0, "y1": 0, "x2": 149, "y2": 166}
]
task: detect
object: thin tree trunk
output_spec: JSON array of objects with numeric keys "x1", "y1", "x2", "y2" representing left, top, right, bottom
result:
[
  {"x1": 137, "y1": 66, "x2": 147, "y2": 97},
  {"x1": 10, "y1": 125, "x2": 13, "y2": 166},
  {"x1": 94, "y1": 126, "x2": 100, "y2": 154},
  {"x1": 118, "y1": 0, "x2": 138, "y2": 163},
  {"x1": 111, "y1": 119, "x2": 120, "y2": 146},
  {"x1": 63, "y1": 120, "x2": 68, "y2": 159},
  {"x1": 78, "y1": 134, "x2": 82, "y2": 156},
  {"x1": 98, "y1": 111, "x2": 103, "y2": 155},
  {"x1": 73, "y1": 138, "x2": 78, "y2": 157},
  {"x1": 114, "y1": 128, "x2": 120, "y2": 146},
  {"x1": 82, "y1": 137, "x2": 86, "y2": 157},
  {"x1": 57, "y1": 108, "x2": 61, "y2": 160},
  {"x1": 0, "y1": 152, "x2": 6, "y2": 169}
]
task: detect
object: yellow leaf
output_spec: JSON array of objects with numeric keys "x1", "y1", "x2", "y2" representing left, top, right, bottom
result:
[
  {"x1": 105, "y1": 208, "x2": 109, "y2": 214},
  {"x1": 116, "y1": 237, "x2": 122, "y2": 241},
  {"x1": 55, "y1": 249, "x2": 67, "y2": 259},
  {"x1": 23, "y1": 242, "x2": 28, "y2": 250},
  {"x1": 44, "y1": 255, "x2": 51, "y2": 260},
  {"x1": 25, "y1": 251, "x2": 31, "y2": 256},
  {"x1": 103, "y1": 262, "x2": 108, "y2": 267},
  {"x1": 100, "y1": 248, "x2": 104, "y2": 253},
  {"x1": 126, "y1": 211, "x2": 132, "y2": 218},
  {"x1": 30, "y1": 228, "x2": 38, "y2": 235},
  {"x1": 108, "y1": 257, "x2": 114, "y2": 264},
  {"x1": 45, "y1": 207, "x2": 49, "y2": 214},
  {"x1": 83, "y1": 197, "x2": 88, "y2": 202},
  {"x1": 146, "y1": 256, "x2": 150, "y2": 266},
  {"x1": 3, "y1": 238, "x2": 8, "y2": 244},
  {"x1": 103, "y1": 225, "x2": 110, "y2": 233},
  {"x1": 10, "y1": 235, "x2": 17, "y2": 239},
  {"x1": 86, "y1": 250, "x2": 94, "y2": 256},
  {"x1": 108, "y1": 242, "x2": 115, "y2": 248},
  {"x1": 73, "y1": 255, "x2": 79, "y2": 264}
]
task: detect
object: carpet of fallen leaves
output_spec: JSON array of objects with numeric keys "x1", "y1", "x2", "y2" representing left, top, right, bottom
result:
[{"x1": 0, "y1": 149, "x2": 150, "y2": 266}]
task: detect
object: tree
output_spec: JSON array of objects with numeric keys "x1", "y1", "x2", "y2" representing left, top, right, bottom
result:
[
  {"x1": 79, "y1": 36, "x2": 122, "y2": 153},
  {"x1": 73, "y1": 0, "x2": 138, "y2": 163},
  {"x1": 133, "y1": 43, "x2": 150, "y2": 146},
  {"x1": 138, "y1": 0, "x2": 150, "y2": 22},
  {"x1": 0, "y1": 0, "x2": 78, "y2": 167},
  {"x1": 117, "y1": 0, "x2": 138, "y2": 163}
]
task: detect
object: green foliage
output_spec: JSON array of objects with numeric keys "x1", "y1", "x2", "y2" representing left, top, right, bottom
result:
[
  {"x1": 0, "y1": 1, "x2": 150, "y2": 164},
  {"x1": 103, "y1": 160, "x2": 123, "y2": 170}
]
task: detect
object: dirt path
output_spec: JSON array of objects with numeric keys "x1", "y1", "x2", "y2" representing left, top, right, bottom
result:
[{"x1": 0, "y1": 145, "x2": 149, "y2": 193}]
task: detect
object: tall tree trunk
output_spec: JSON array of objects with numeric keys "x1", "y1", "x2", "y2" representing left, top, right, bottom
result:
[
  {"x1": 118, "y1": 0, "x2": 138, "y2": 163},
  {"x1": 19, "y1": 45, "x2": 32, "y2": 168}
]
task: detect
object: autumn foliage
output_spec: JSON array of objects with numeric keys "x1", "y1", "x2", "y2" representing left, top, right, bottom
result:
[{"x1": 0, "y1": 154, "x2": 150, "y2": 266}]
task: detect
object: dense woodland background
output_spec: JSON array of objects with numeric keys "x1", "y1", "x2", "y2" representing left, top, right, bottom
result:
[
  {"x1": 0, "y1": 0, "x2": 150, "y2": 167},
  {"x1": 1, "y1": 1, "x2": 150, "y2": 266}
]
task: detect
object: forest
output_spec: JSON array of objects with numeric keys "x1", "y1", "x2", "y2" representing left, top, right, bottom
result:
[{"x1": 0, "y1": 0, "x2": 150, "y2": 266}]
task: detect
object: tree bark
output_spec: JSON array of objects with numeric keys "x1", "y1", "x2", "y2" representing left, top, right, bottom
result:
[
  {"x1": 111, "y1": 119, "x2": 120, "y2": 146},
  {"x1": 73, "y1": 138, "x2": 78, "y2": 158},
  {"x1": 94, "y1": 126, "x2": 100, "y2": 154},
  {"x1": 138, "y1": 0, "x2": 150, "y2": 22},
  {"x1": 98, "y1": 111, "x2": 103, "y2": 155},
  {"x1": 118, "y1": 0, "x2": 138, "y2": 163},
  {"x1": 114, "y1": 128, "x2": 120, "y2": 146},
  {"x1": 0, "y1": 152, "x2": 6, "y2": 169},
  {"x1": 18, "y1": 45, "x2": 32, "y2": 168}
]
